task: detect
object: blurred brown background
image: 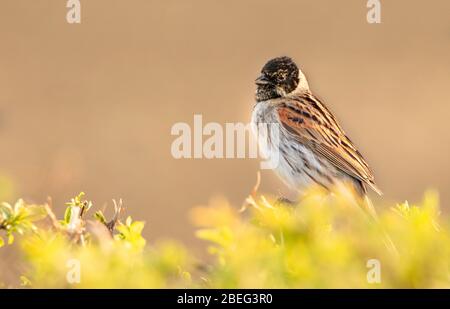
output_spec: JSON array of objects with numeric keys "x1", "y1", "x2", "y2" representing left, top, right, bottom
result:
[{"x1": 0, "y1": 0, "x2": 449, "y2": 250}]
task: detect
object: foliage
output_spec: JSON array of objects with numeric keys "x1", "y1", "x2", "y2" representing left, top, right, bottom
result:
[
  {"x1": 0, "y1": 194, "x2": 191, "y2": 288},
  {"x1": 0, "y1": 199, "x2": 46, "y2": 248},
  {"x1": 192, "y1": 187, "x2": 450, "y2": 288},
  {"x1": 1, "y1": 186, "x2": 450, "y2": 288}
]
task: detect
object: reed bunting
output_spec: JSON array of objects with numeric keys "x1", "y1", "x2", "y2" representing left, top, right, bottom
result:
[{"x1": 251, "y1": 56, "x2": 381, "y2": 204}]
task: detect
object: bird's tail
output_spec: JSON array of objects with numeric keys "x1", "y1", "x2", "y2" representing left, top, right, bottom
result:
[
  {"x1": 361, "y1": 194, "x2": 379, "y2": 221},
  {"x1": 342, "y1": 181, "x2": 398, "y2": 257},
  {"x1": 361, "y1": 194, "x2": 399, "y2": 257}
]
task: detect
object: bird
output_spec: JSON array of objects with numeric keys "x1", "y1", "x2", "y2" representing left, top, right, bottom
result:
[{"x1": 251, "y1": 56, "x2": 381, "y2": 213}]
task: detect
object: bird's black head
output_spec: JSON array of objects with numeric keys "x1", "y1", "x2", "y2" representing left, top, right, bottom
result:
[{"x1": 255, "y1": 56, "x2": 300, "y2": 102}]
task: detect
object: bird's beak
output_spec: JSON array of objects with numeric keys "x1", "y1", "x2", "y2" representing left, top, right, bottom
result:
[{"x1": 255, "y1": 75, "x2": 270, "y2": 85}]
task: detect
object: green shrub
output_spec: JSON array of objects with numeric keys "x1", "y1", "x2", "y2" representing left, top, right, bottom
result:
[{"x1": 1, "y1": 186, "x2": 449, "y2": 288}]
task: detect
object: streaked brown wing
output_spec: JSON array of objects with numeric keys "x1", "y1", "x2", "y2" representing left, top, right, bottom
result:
[{"x1": 276, "y1": 93, "x2": 382, "y2": 195}]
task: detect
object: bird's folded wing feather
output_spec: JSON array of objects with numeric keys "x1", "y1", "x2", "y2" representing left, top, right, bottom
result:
[{"x1": 276, "y1": 94, "x2": 382, "y2": 195}]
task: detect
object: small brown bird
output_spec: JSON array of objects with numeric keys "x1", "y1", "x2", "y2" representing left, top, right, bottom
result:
[{"x1": 251, "y1": 56, "x2": 381, "y2": 207}]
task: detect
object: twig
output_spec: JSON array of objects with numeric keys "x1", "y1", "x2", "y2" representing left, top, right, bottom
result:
[
  {"x1": 105, "y1": 199, "x2": 124, "y2": 233},
  {"x1": 240, "y1": 171, "x2": 261, "y2": 212}
]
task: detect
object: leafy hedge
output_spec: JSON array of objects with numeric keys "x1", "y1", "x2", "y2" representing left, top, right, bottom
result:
[{"x1": 1, "y1": 186, "x2": 449, "y2": 288}]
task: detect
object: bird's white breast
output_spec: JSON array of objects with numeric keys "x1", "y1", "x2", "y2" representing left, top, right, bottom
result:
[{"x1": 251, "y1": 100, "x2": 332, "y2": 191}]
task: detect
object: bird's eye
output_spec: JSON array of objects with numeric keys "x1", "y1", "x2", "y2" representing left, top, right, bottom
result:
[{"x1": 277, "y1": 72, "x2": 288, "y2": 82}]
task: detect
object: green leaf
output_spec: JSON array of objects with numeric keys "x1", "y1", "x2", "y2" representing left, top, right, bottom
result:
[
  {"x1": 195, "y1": 227, "x2": 233, "y2": 248},
  {"x1": 94, "y1": 211, "x2": 107, "y2": 224},
  {"x1": 0, "y1": 203, "x2": 12, "y2": 220},
  {"x1": 126, "y1": 216, "x2": 132, "y2": 227},
  {"x1": 25, "y1": 205, "x2": 48, "y2": 222},
  {"x1": 130, "y1": 221, "x2": 145, "y2": 235},
  {"x1": 66, "y1": 192, "x2": 86, "y2": 207},
  {"x1": 14, "y1": 199, "x2": 25, "y2": 213},
  {"x1": 64, "y1": 206, "x2": 72, "y2": 224}
]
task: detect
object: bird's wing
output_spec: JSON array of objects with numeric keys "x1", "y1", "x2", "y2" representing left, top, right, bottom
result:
[{"x1": 275, "y1": 93, "x2": 382, "y2": 195}]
